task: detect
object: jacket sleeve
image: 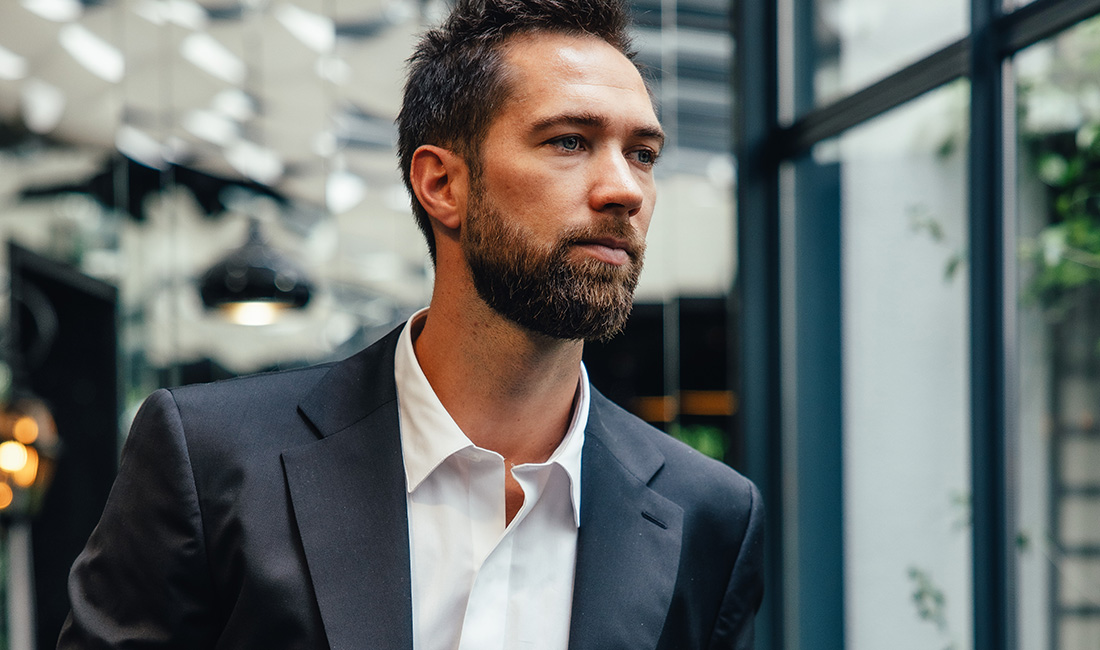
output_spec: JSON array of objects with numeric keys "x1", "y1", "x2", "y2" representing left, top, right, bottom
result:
[
  {"x1": 707, "y1": 480, "x2": 765, "y2": 650},
  {"x1": 57, "y1": 389, "x2": 218, "y2": 649}
]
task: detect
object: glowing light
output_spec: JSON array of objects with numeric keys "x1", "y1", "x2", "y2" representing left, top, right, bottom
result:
[
  {"x1": 21, "y1": 0, "x2": 82, "y2": 22},
  {"x1": 0, "y1": 483, "x2": 12, "y2": 509},
  {"x1": 211, "y1": 89, "x2": 255, "y2": 122},
  {"x1": 59, "y1": 23, "x2": 125, "y2": 83},
  {"x1": 13, "y1": 417, "x2": 38, "y2": 444},
  {"x1": 225, "y1": 140, "x2": 284, "y2": 185},
  {"x1": 326, "y1": 170, "x2": 366, "y2": 214},
  {"x1": 312, "y1": 131, "x2": 337, "y2": 158},
  {"x1": 180, "y1": 32, "x2": 245, "y2": 85},
  {"x1": 21, "y1": 78, "x2": 66, "y2": 134},
  {"x1": 0, "y1": 44, "x2": 28, "y2": 81},
  {"x1": 116, "y1": 125, "x2": 166, "y2": 170},
  {"x1": 133, "y1": 0, "x2": 207, "y2": 30},
  {"x1": 275, "y1": 3, "x2": 334, "y2": 53},
  {"x1": 222, "y1": 302, "x2": 285, "y2": 326},
  {"x1": 0, "y1": 441, "x2": 29, "y2": 473},
  {"x1": 12, "y1": 447, "x2": 38, "y2": 488},
  {"x1": 183, "y1": 109, "x2": 238, "y2": 146}
]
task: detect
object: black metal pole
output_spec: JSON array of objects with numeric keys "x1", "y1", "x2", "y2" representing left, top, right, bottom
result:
[{"x1": 969, "y1": 0, "x2": 1011, "y2": 647}]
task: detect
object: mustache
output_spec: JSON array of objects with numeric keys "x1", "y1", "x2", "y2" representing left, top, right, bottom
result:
[{"x1": 558, "y1": 222, "x2": 646, "y2": 261}]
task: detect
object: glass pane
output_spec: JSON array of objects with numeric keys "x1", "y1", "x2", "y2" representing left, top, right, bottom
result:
[
  {"x1": 835, "y1": 81, "x2": 972, "y2": 649},
  {"x1": 1015, "y1": 14, "x2": 1100, "y2": 650},
  {"x1": 794, "y1": 0, "x2": 968, "y2": 112},
  {"x1": 589, "y1": 0, "x2": 740, "y2": 447}
]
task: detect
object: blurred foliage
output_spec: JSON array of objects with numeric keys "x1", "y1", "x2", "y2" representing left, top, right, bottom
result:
[
  {"x1": 907, "y1": 566, "x2": 957, "y2": 650},
  {"x1": 1019, "y1": 17, "x2": 1100, "y2": 322},
  {"x1": 909, "y1": 205, "x2": 967, "y2": 282},
  {"x1": 668, "y1": 423, "x2": 727, "y2": 461},
  {"x1": 948, "y1": 489, "x2": 971, "y2": 532},
  {"x1": 1021, "y1": 123, "x2": 1100, "y2": 315},
  {"x1": 907, "y1": 566, "x2": 948, "y2": 631},
  {"x1": 906, "y1": 563, "x2": 959, "y2": 650}
]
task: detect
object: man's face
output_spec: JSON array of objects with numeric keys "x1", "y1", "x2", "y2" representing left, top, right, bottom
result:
[{"x1": 460, "y1": 32, "x2": 663, "y2": 342}]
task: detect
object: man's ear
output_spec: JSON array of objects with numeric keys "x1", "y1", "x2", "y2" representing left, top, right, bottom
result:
[{"x1": 409, "y1": 145, "x2": 467, "y2": 231}]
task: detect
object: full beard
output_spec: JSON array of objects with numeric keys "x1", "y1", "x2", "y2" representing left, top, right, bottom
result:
[{"x1": 462, "y1": 193, "x2": 646, "y2": 343}]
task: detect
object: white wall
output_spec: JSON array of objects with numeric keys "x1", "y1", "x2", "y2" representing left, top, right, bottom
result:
[{"x1": 839, "y1": 82, "x2": 973, "y2": 650}]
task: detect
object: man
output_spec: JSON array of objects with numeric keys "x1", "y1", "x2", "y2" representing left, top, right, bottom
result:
[{"x1": 59, "y1": 0, "x2": 763, "y2": 647}]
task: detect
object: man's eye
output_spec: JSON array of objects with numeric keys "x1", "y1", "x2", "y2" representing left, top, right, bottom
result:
[
  {"x1": 633, "y1": 149, "x2": 658, "y2": 165},
  {"x1": 556, "y1": 136, "x2": 582, "y2": 151}
]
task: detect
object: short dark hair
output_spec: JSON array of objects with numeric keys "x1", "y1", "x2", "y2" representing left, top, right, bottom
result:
[{"x1": 396, "y1": 0, "x2": 638, "y2": 261}]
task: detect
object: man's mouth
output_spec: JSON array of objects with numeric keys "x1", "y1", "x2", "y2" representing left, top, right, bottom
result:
[{"x1": 572, "y1": 237, "x2": 636, "y2": 266}]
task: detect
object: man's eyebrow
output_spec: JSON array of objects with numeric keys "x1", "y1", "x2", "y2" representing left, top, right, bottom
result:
[
  {"x1": 634, "y1": 125, "x2": 666, "y2": 148},
  {"x1": 530, "y1": 112, "x2": 666, "y2": 147}
]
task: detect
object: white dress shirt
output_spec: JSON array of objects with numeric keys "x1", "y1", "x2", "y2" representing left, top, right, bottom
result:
[{"x1": 394, "y1": 310, "x2": 587, "y2": 650}]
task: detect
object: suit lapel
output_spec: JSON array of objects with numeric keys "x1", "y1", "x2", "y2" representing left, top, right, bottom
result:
[
  {"x1": 280, "y1": 330, "x2": 682, "y2": 650},
  {"x1": 283, "y1": 328, "x2": 414, "y2": 650},
  {"x1": 568, "y1": 393, "x2": 683, "y2": 650}
]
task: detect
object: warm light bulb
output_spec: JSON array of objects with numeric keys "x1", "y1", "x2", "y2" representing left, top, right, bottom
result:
[
  {"x1": 222, "y1": 301, "x2": 284, "y2": 326},
  {"x1": 0, "y1": 483, "x2": 11, "y2": 509},
  {"x1": 12, "y1": 447, "x2": 38, "y2": 488},
  {"x1": 0, "y1": 441, "x2": 29, "y2": 473},
  {"x1": 13, "y1": 416, "x2": 38, "y2": 444}
]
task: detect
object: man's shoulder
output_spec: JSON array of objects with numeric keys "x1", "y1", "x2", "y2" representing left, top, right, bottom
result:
[
  {"x1": 161, "y1": 325, "x2": 404, "y2": 440},
  {"x1": 128, "y1": 363, "x2": 337, "y2": 462},
  {"x1": 167, "y1": 362, "x2": 335, "y2": 412}
]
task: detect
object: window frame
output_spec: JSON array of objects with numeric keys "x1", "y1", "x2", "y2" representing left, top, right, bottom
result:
[{"x1": 734, "y1": 0, "x2": 1100, "y2": 648}]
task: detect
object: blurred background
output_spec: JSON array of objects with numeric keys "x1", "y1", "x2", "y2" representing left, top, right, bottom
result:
[{"x1": 0, "y1": 0, "x2": 1096, "y2": 648}]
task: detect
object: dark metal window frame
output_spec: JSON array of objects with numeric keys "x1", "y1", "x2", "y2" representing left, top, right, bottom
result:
[{"x1": 734, "y1": 0, "x2": 1100, "y2": 648}]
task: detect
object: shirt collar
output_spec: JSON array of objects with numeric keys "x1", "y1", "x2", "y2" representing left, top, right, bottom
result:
[{"x1": 394, "y1": 308, "x2": 586, "y2": 526}]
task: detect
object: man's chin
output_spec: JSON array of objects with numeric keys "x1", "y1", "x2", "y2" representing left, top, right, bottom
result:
[
  {"x1": 490, "y1": 289, "x2": 637, "y2": 343},
  {"x1": 508, "y1": 312, "x2": 632, "y2": 343}
]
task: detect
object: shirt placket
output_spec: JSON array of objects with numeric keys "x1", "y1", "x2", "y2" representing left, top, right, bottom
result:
[{"x1": 458, "y1": 460, "x2": 549, "y2": 650}]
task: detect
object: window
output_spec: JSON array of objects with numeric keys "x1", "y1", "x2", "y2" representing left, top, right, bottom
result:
[
  {"x1": 737, "y1": 0, "x2": 1100, "y2": 648},
  {"x1": 1015, "y1": 15, "x2": 1100, "y2": 648}
]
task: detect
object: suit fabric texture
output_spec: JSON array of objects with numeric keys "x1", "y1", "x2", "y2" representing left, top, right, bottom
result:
[{"x1": 58, "y1": 326, "x2": 764, "y2": 649}]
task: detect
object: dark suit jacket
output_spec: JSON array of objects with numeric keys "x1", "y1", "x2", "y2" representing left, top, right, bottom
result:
[{"x1": 58, "y1": 327, "x2": 764, "y2": 649}]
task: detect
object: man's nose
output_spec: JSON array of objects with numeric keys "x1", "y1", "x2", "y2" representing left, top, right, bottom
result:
[{"x1": 588, "y1": 150, "x2": 645, "y2": 218}]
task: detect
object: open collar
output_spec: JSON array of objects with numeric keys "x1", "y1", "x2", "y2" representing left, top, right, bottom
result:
[
  {"x1": 286, "y1": 327, "x2": 683, "y2": 650},
  {"x1": 393, "y1": 309, "x2": 587, "y2": 526}
]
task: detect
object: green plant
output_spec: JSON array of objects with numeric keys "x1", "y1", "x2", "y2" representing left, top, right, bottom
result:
[
  {"x1": 668, "y1": 423, "x2": 727, "y2": 461},
  {"x1": 1017, "y1": 16, "x2": 1100, "y2": 322},
  {"x1": 906, "y1": 566, "x2": 956, "y2": 650},
  {"x1": 1021, "y1": 122, "x2": 1100, "y2": 316},
  {"x1": 909, "y1": 204, "x2": 966, "y2": 282}
]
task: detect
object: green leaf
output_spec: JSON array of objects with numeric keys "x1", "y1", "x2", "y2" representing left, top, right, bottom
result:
[
  {"x1": 668, "y1": 424, "x2": 728, "y2": 460},
  {"x1": 1038, "y1": 153, "x2": 1069, "y2": 186}
]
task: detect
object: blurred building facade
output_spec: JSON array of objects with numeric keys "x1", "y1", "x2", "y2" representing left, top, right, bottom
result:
[{"x1": 740, "y1": 0, "x2": 1100, "y2": 648}]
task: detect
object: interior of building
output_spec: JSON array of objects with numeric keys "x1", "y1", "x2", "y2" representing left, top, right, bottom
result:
[{"x1": 0, "y1": 0, "x2": 1098, "y2": 648}]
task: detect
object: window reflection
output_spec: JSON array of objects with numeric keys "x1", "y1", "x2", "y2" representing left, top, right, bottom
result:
[
  {"x1": 795, "y1": 0, "x2": 968, "y2": 110},
  {"x1": 1016, "y1": 14, "x2": 1100, "y2": 650},
  {"x1": 833, "y1": 81, "x2": 971, "y2": 649}
]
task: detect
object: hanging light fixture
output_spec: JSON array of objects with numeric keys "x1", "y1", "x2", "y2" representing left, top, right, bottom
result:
[
  {"x1": 0, "y1": 393, "x2": 59, "y2": 519},
  {"x1": 198, "y1": 219, "x2": 313, "y2": 326}
]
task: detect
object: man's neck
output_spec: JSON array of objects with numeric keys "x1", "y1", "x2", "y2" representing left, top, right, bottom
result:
[{"x1": 411, "y1": 294, "x2": 584, "y2": 467}]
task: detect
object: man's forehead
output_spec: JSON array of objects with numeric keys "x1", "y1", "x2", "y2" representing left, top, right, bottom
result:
[
  {"x1": 503, "y1": 32, "x2": 638, "y2": 75},
  {"x1": 498, "y1": 32, "x2": 660, "y2": 128}
]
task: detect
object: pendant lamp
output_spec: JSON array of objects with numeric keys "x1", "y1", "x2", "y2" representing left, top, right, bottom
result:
[{"x1": 198, "y1": 219, "x2": 313, "y2": 326}]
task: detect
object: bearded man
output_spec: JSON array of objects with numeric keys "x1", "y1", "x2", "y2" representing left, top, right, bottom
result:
[{"x1": 59, "y1": 0, "x2": 763, "y2": 647}]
